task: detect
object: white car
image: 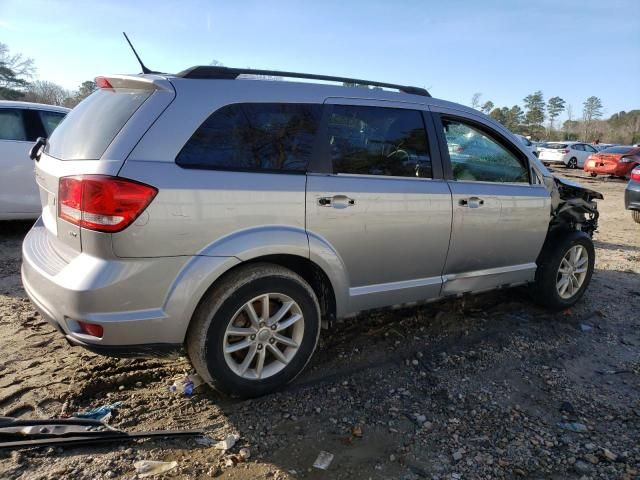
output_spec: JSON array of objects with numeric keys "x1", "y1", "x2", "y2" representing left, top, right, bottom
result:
[
  {"x1": 0, "y1": 101, "x2": 69, "y2": 220},
  {"x1": 537, "y1": 141, "x2": 598, "y2": 169},
  {"x1": 515, "y1": 134, "x2": 538, "y2": 157}
]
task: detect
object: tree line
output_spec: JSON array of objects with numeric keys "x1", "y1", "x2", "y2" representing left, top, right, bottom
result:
[
  {"x1": 471, "y1": 91, "x2": 639, "y2": 145},
  {"x1": 0, "y1": 42, "x2": 96, "y2": 108}
]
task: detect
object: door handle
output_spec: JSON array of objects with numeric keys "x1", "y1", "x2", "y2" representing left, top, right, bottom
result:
[
  {"x1": 318, "y1": 195, "x2": 355, "y2": 209},
  {"x1": 459, "y1": 197, "x2": 484, "y2": 208}
]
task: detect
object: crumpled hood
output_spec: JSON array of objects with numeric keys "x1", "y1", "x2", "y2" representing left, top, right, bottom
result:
[{"x1": 550, "y1": 176, "x2": 604, "y2": 201}]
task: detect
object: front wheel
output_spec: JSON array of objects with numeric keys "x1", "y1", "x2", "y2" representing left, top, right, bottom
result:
[
  {"x1": 186, "y1": 263, "x2": 321, "y2": 398},
  {"x1": 530, "y1": 231, "x2": 595, "y2": 310},
  {"x1": 589, "y1": 172, "x2": 597, "y2": 177},
  {"x1": 567, "y1": 158, "x2": 578, "y2": 169}
]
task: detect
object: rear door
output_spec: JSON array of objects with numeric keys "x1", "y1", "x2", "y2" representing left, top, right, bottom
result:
[
  {"x1": 33, "y1": 77, "x2": 175, "y2": 252},
  {"x1": 430, "y1": 108, "x2": 551, "y2": 294},
  {"x1": 0, "y1": 108, "x2": 45, "y2": 217},
  {"x1": 306, "y1": 99, "x2": 452, "y2": 313},
  {"x1": 580, "y1": 144, "x2": 597, "y2": 167}
]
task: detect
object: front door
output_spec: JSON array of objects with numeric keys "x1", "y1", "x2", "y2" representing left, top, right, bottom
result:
[
  {"x1": 306, "y1": 100, "x2": 453, "y2": 314},
  {"x1": 431, "y1": 109, "x2": 551, "y2": 295}
]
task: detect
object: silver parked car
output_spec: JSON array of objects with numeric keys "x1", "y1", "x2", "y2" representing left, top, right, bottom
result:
[
  {"x1": 0, "y1": 101, "x2": 69, "y2": 220},
  {"x1": 22, "y1": 67, "x2": 602, "y2": 397}
]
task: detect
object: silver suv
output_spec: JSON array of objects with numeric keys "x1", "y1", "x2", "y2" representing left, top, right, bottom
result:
[{"x1": 22, "y1": 67, "x2": 602, "y2": 397}]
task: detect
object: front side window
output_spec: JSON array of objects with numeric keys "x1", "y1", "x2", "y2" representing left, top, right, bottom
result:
[
  {"x1": 0, "y1": 109, "x2": 27, "y2": 141},
  {"x1": 328, "y1": 105, "x2": 432, "y2": 178},
  {"x1": 441, "y1": 118, "x2": 528, "y2": 183},
  {"x1": 177, "y1": 103, "x2": 322, "y2": 172}
]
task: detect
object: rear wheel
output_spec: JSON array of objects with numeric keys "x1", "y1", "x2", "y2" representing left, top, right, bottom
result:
[
  {"x1": 530, "y1": 231, "x2": 595, "y2": 310},
  {"x1": 633, "y1": 210, "x2": 640, "y2": 224},
  {"x1": 567, "y1": 157, "x2": 578, "y2": 169},
  {"x1": 186, "y1": 263, "x2": 321, "y2": 398},
  {"x1": 589, "y1": 172, "x2": 597, "y2": 178}
]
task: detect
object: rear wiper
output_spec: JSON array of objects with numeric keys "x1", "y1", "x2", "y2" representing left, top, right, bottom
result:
[
  {"x1": 29, "y1": 137, "x2": 47, "y2": 161},
  {"x1": 0, "y1": 416, "x2": 202, "y2": 450}
]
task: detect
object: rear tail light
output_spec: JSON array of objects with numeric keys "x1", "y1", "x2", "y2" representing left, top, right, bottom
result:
[
  {"x1": 77, "y1": 321, "x2": 104, "y2": 338},
  {"x1": 58, "y1": 175, "x2": 157, "y2": 233},
  {"x1": 560, "y1": 149, "x2": 570, "y2": 154},
  {"x1": 631, "y1": 167, "x2": 640, "y2": 182}
]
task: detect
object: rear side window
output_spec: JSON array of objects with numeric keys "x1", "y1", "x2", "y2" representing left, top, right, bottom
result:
[
  {"x1": 177, "y1": 103, "x2": 322, "y2": 172},
  {"x1": 45, "y1": 88, "x2": 151, "y2": 160},
  {"x1": 39, "y1": 111, "x2": 66, "y2": 137},
  {"x1": 0, "y1": 109, "x2": 27, "y2": 141},
  {"x1": 603, "y1": 146, "x2": 633, "y2": 154},
  {"x1": 328, "y1": 105, "x2": 432, "y2": 178}
]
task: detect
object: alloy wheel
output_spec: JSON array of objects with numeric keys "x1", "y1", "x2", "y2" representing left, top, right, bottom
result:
[
  {"x1": 223, "y1": 293, "x2": 304, "y2": 380},
  {"x1": 556, "y1": 245, "x2": 589, "y2": 299}
]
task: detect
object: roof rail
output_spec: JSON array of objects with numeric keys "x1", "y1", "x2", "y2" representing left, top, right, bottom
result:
[{"x1": 175, "y1": 66, "x2": 431, "y2": 97}]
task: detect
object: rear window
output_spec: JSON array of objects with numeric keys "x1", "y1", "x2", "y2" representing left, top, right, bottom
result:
[
  {"x1": 545, "y1": 143, "x2": 569, "y2": 149},
  {"x1": 601, "y1": 146, "x2": 633, "y2": 154},
  {"x1": 176, "y1": 103, "x2": 322, "y2": 172},
  {"x1": 45, "y1": 88, "x2": 151, "y2": 160}
]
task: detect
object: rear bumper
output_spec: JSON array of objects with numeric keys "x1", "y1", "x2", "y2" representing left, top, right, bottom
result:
[
  {"x1": 21, "y1": 219, "x2": 236, "y2": 355},
  {"x1": 625, "y1": 181, "x2": 640, "y2": 210},
  {"x1": 584, "y1": 162, "x2": 634, "y2": 177}
]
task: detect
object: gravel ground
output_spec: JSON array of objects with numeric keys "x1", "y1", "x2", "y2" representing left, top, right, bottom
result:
[{"x1": 0, "y1": 171, "x2": 638, "y2": 480}]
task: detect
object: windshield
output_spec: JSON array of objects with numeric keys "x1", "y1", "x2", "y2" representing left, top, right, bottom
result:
[
  {"x1": 45, "y1": 88, "x2": 152, "y2": 160},
  {"x1": 601, "y1": 146, "x2": 633, "y2": 154}
]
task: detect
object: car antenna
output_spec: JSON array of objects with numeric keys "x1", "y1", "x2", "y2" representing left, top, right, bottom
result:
[{"x1": 122, "y1": 32, "x2": 158, "y2": 74}]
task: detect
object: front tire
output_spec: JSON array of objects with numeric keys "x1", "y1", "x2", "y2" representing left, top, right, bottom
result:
[
  {"x1": 530, "y1": 231, "x2": 595, "y2": 310},
  {"x1": 567, "y1": 157, "x2": 578, "y2": 169},
  {"x1": 633, "y1": 210, "x2": 640, "y2": 224},
  {"x1": 186, "y1": 263, "x2": 321, "y2": 398}
]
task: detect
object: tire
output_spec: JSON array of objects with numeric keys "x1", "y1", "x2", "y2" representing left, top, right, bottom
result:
[
  {"x1": 186, "y1": 263, "x2": 321, "y2": 398},
  {"x1": 633, "y1": 210, "x2": 640, "y2": 224},
  {"x1": 567, "y1": 158, "x2": 578, "y2": 169},
  {"x1": 589, "y1": 172, "x2": 597, "y2": 177},
  {"x1": 530, "y1": 230, "x2": 595, "y2": 310}
]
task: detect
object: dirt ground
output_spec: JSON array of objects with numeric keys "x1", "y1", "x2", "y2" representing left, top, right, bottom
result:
[{"x1": 0, "y1": 171, "x2": 638, "y2": 480}]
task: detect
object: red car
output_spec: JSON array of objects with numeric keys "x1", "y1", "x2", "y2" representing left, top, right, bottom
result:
[{"x1": 584, "y1": 146, "x2": 640, "y2": 178}]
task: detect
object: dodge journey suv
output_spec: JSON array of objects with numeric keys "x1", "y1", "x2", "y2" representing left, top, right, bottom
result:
[{"x1": 22, "y1": 67, "x2": 602, "y2": 397}]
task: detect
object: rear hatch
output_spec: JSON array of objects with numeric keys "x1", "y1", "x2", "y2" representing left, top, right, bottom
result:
[
  {"x1": 34, "y1": 75, "x2": 175, "y2": 254},
  {"x1": 539, "y1": 143, "x2": 569, "y2": 161}
]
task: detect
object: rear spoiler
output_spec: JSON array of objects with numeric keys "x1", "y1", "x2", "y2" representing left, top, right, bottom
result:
[{"x1": 95, "y1": 74, "x2": 174, "y2": 92}]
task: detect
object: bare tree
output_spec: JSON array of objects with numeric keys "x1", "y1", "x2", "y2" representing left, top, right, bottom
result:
[
  {"x1": 23, "y1": 80, "x2": 71, "y2": 106},
  {"x1": 471, "y1": 92, "x2": 482, "y2": 110},
  {"x1": 564, "y1": 104, "x2": 573, "y2": 139}
]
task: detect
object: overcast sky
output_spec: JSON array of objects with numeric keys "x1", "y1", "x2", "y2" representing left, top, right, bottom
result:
[{"x1": 1, "y1": 0, "x2": 638, "y2": 119}]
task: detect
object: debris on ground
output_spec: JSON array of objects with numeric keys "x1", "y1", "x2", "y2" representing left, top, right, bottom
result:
[
  {"x1": 313, "y1": 451, "x2": 334, "y2": 470},
  {"x1": 134, "y1": 460, "x2": 178, "y2": 478},
  {"x1": 72, "y1": 402, "x2": 122, "y2": 421},
  {"x1": 169, "y1": 373, "x2": 204, "y2": 396},
  {"x1": 214, "y1": 433, "x2": 240, "y2": 451},
  {"x1": 557, "y1": 421, "x2": 589, "y2": 433}
]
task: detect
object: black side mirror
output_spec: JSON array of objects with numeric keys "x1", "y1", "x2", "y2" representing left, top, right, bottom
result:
[{"x1": 29, "y1": 137, "x2": 47, "y2": 161}]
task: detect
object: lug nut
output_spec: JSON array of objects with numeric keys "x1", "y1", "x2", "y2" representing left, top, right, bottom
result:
[
  {"x1": 250, "y1": 334, "x2": 256, "y2": 340},
  {"x1": 257, "y1": 344, "x2": 263, "y2": 350},
  {"x1": 269, "y1": 338, "x2": 275, "y2": 344},
  {"x1": 270, "y1": 324, "x2": 277, "y2": 330},
  {"x1": 259, "y1": 322, "x2": 265, "y2": 328}
]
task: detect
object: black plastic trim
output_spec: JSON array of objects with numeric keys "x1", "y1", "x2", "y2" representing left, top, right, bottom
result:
[
  {"x1": 175, "y1": 66, "x2": 431, "y2": 97},
  {"x1": 65, "y1": 335, "x2": 182, "y2": 358}
]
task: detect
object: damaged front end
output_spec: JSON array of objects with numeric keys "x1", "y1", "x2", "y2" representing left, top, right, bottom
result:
[{"x1": 544, "y1": 176, "x2": 603, "y2": 237}]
